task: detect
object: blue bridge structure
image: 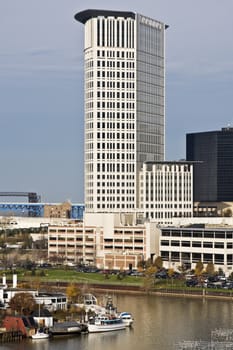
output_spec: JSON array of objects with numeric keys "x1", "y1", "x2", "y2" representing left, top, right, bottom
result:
[
  {"x1": 0, "y1": 192, "x2": 84, "y2": 220},
  {"x1": 0, "y1": 202, "x2": 84, "y2": 220}
]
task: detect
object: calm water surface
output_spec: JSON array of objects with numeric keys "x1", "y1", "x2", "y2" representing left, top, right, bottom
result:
[{"x1": 2, "y1": 294, "x2": 233, "y2": 350}]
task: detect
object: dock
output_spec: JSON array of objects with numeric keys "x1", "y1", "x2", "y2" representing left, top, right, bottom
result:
[{"x1": 0, "y1": 330, "x2": 23, "y2": 343}]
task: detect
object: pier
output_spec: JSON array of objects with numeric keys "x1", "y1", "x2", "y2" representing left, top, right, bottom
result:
[{"x1": 0, "y1": 330, "x2": 23, "y2": 343}]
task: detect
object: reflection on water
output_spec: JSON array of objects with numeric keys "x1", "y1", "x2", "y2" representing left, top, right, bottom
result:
[{"x1": 1, "y1": 295, "x2": 233, "y2": 350}]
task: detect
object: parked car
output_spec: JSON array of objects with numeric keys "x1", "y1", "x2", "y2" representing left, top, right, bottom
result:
[
  {"x1": 186, "y1": 279, "x2": 198, "y2": 287},
  {"x1": 155, "y1": 270, "x2": 167, "y2": 279},
  {"x1": 207, "y1": 281, "x2": 223, "y2": 289}
]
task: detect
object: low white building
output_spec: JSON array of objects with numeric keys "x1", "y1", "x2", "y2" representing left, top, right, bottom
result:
[
  {"x1": 159, "y1": 224, "x2": 233, "y2": 275},
  {"x1": 0, "y1": 274, "x2": 67, "y2": 311}
]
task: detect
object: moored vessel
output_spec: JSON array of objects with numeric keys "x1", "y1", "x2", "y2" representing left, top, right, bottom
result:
[
  {"x1": 118, "y1": 312, "x2": 134, "y2": 327},
  {"x1": 49, "y1": 321, "x2": 88, "y2": 336},
  {"x1": 87, "y1": 315, "x2": 126, "y2": 333},
  {"x1": 31, "y1": 329, "x2": 50, "y2": 340}
]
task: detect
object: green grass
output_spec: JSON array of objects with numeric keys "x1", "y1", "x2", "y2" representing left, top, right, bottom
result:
[
  {"x1": 3, "y1": 269, "x2": 233, "y2": 296},
  {"x1": 12, "y1": 268, "x2": 144, "y2": 286}
]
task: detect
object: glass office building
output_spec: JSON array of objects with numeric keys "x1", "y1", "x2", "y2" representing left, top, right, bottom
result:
[{"x1": 187, "y1": 127, "x2": 233, "y2": 202}]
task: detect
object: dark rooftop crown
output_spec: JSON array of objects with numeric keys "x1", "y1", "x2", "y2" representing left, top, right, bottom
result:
[{"x1": 75, "y1": 9, "x2": 136, "y2": 24}]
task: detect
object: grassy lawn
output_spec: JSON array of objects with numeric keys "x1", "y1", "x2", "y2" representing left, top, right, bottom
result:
[
  {"x1": 6, "y1": 268, "x2": 144, "y2": 286},
  {"x1": 3, "y1": 269, "x2": 233, "y2": 296}
]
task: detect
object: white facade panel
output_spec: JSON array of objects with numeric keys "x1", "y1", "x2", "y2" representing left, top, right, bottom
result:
[{"x1": 139, "y1": 162, "x2": 193, "y2": 224}]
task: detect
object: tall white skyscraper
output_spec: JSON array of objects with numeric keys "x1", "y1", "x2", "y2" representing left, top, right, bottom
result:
[{"x1": 75, "y1": 9, "x2": 167, "y2": 213}]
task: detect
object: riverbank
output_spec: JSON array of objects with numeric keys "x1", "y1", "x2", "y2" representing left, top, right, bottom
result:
[
  {"x1": 40, "y1": 280, "x2": 233, "y2": 302},
  {"x1": 4, "y1": 269, "x2": 233, "y2": 302}
]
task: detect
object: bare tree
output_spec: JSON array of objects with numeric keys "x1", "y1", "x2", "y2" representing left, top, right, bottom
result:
[{"x1": 9, "y1": 292, "x2": 37, "y2": 315}]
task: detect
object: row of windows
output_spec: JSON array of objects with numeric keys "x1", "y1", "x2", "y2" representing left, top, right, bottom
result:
[
  {"x1": 97, "y1": 143, "x2": 135, "y2": 150},
  {"x1": 96, "y1": 132, "x2": 134, "y2": 140},
  {"x1": 97, "y1": 122, "x2": 134, "y2": 129},
  {"x1": 144, "y1": 212, "x2": 192, "y2": 219},
  {"x1": 161, "y1": 230, "x2": 233, "y2": 239},
  {"x1": 49, "y1": 237, "x2": 84, "y2": 241},
  {"x1": 105, "y1": 239, "x2": 143, "y2": 243},
  {"x1": 160, "y1": 251, "x2": 225, "y2": 264},
  {"x1": 96, "y1": 174, "x2": 134, "y2": 180},
  {"x1": 97, "y1": 112, "x2": 135, "y2": 119},
  {"x1": 97, "y1": 60, "x2": 134, "y2": 68},
  {"x1": 97, "y1": 50, "x2": 134, "y2": 59},
  {"x1": 97, "y1": 153, "x2": 134, "y2": 160},
  {"x1": 144, "y1": 191, "x2": 192, "y2": 197},
  {"x1": 49, "y1": 229, "x2": 93, "y2": 234},
  {"x1": 97, "y1": 70, "x2": 135, "y2": 79},
  {"x1": 142, "y1": 166, "x2": 191, "y2": 174},
  {"x1": 144, "y1": 196, "x2": 192, "y2": 202},
  {"x1": 97, "y1": 91, "x2": 135, "y2": 99},
  {"x1": 142, "y1": 204, "x2": 192, "y2": 209},
  {"x1": 97, "y1": 203, "x2": 134, "y2": 209},
  {"x1": 104, "y1": 246, "x2": 143, "y2": 250},
  {"x1": 96, "y1": 81, "x2": 135, "y2": 89},
  {"x1": 144, "y1": 179, "x2": 192, "y2": 185},
  {"x1": 140, "y1": 203, "x2": 192, "y2": 209},
  {"x1": 97, "y1": 163, "x2": 135, "y2": 172},
  {"x1": 97, "y1": 189, "x2": 134, "y2": 195},
  {"x1": 97, "y1": 182, "x2": 134, "y2": 188},
  {"x1": 114, "y1": 230, "x2": 144, "y2": 235},
  {"x1": 161, "y1": 240, "x2": 226, "y2": 248},
  {"x1": 97, "y1": 102, "x2": 135, "y2": 109},
  {"x1": 143, "y1": 185, "x2": 192, "y2": 192}
]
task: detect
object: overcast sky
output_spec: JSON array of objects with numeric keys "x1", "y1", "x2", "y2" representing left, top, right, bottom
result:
[{"x1": 0, "y1": 0, "x2": 233, "y2": 203}]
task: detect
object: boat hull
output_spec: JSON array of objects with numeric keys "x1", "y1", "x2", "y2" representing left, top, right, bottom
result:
[
  {"x1": 118, "y1": 312, "x2": 134, "y2": 327},
  {"x1": 32, "y1": 333, "x2": 50, "y2": 340},
  {"x1": 50, "y1": 328, "x2": 81, "y2": 336},
  {"x1": 88, "y1": 323, "x2": 126, "y2": 333},
  {"x1": 87, "y1": 317, "x2": 126, "y2": 333},
  {"x1": 50, "y1": 322, "x2": 88, "y2": 336}
]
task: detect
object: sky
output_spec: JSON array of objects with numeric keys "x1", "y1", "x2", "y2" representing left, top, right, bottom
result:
[{"x1": 0, "y1": 0, "x2": 233, "y2": 203}]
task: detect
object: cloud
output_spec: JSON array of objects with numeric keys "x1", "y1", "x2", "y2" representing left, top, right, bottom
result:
[
  {"x1": 167, "y1": 59, "x2": 233, "y2": 82},
  {"x1": 0, "y1": 48, "x2": 83, "y2": 75}
]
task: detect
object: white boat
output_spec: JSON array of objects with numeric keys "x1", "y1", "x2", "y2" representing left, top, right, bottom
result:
[
  {"x1": 31, "y1": 330, "x2": 50, "y2": 340},
  {"x1": 118, "y1": 312, "x2": 134, "y2": 327},
  {"x1": 87, "y1": 315, "x2": 126, "y2": 333},
  {"x1": 76, "y1": 293, "x2": 106, "y2": 314}
]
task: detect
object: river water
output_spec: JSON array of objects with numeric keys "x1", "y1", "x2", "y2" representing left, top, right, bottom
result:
[{"x1": 2, "y1": 294, "x2": 233, "y2": 350}]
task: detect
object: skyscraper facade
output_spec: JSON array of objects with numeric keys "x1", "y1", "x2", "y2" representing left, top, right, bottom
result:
[
  {"x1": 186, "y1": 127, "x2": 233, "y2": 202},
  {"x1": 75, "y1": 9, "x2": 167, "y2": 213}
]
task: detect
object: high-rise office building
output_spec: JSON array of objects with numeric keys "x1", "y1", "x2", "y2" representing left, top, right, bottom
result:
[
  {"x1": 186, "y1": 127, "x2": 233, "y2": 202},
  {"x1": 75, "y1": 9, "x2": 167, "y2": 213}
]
